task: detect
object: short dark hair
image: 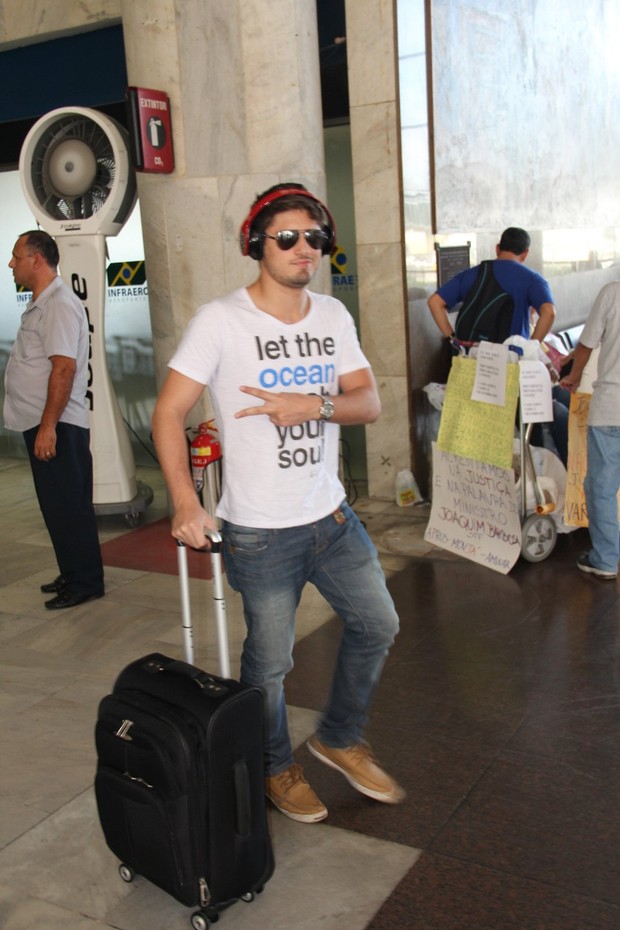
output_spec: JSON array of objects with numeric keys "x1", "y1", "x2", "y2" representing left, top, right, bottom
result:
[
  {"x1": 20, "y1": 229, "x2": 60, "y2": 268},
  {"x1": 498, "y1": 227, "x2": 531, "y2": 255},
  {"x1": 250, "y1": 183, "x2": 328, "y2": 236}
]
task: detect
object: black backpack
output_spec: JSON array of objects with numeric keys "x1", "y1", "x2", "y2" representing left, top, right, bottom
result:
[{"x1": 454, "y1": 260, "x2": 514, "y2": 343}]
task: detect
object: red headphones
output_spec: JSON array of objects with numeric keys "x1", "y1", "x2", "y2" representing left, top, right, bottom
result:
[{"x1": 239, "y1": 186, "x2": 336, "y2": 260}]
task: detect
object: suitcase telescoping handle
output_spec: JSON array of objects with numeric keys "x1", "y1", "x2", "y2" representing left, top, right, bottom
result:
[{"x1": 176, "y1": 530, "x2": 231, "y2": 678}]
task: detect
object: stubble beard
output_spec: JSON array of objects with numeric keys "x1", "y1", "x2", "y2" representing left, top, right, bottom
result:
[{"x1": 260, "y1": 245, "x2": 318, "y2": 290}]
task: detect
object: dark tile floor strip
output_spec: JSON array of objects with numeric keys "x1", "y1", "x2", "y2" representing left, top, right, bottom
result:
[{"x1": 285, "y1": 527, "x2": 620, "y2": 929}]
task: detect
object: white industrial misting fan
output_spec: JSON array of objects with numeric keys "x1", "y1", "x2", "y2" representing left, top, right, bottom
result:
[{"x1": 19, "y1": 106, "x2": 151, "y2": 522}]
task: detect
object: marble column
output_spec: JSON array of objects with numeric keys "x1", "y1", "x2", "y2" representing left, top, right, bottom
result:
[
  {"x1": 345, "y1": 0, "x2": 412, "y2": 500},
  {"x1": 120, "y1": 0, "x2": 330, "y2": 420}
]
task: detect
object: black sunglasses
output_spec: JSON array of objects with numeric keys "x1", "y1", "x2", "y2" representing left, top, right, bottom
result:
[{"x1": 262, "y1": 229, "x2": 329, "y2": 251}]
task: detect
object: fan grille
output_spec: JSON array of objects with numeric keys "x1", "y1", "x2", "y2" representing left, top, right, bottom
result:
[{"x1": 30, "y1": 114, "x2": 117, "y2": 221}]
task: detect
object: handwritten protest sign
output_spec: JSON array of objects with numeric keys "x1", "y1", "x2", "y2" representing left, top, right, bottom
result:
[
  {"x1": 564, "y1": 392, "x2": 620, "y2": 527},
  {"x1": 425, "y1": 444, "x2": 522, "y2": 574},
  {"x1": 437, "y1": 356, "x2": 520, "y2": 468},
  {"x1": 564, "y1": 392, "x2": 590, "y2": 526}
]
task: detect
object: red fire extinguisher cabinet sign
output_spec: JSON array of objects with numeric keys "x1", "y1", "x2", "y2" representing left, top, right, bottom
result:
[{"x1": 127, "y1": 86, "x2": 175, "y2": 173}]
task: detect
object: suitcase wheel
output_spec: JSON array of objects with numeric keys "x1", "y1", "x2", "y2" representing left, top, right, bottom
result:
[
  {"x1": 118, "y1": 863, "x2": 136, "y2": 884},
  {"x1": 241, "y1": 891, "x2": 255, "y2": 902},
  {"x1": 191, "y1": 912, "x2": 213, "y2": 930}
]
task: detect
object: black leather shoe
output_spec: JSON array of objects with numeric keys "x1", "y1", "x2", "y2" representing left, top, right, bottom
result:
[
  {"x1": 41, "y1": 575, "x2": 66, "y2": 594},
  {"x1": 45, "y1": 589, "x2": 104, "y2": 610}
]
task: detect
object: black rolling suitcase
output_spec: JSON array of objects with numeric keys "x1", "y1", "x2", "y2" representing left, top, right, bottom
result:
[{"x1": 94, "y1": 533, "x2": 273, "y2": 930}]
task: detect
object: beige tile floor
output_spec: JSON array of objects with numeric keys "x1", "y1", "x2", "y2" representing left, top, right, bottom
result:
[{"x1": 0, "y1": 456, "x2": 437, "y2": 930}]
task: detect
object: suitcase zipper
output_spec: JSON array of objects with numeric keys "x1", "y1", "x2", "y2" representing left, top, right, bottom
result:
[
  {"x1": 124, "y1": 772, "x2": 154, "y2": 789},
  {"x1": 199, "y1": 877, "x2": 211, "y2": 907}
]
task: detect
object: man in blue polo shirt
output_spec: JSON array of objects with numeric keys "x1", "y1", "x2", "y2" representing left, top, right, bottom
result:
[
  {"x1": 427, "y1": 227, "x2": 569, "y2": 462},
  {"x1": 428, "y1": 227, "x2": 556, "y2": 343}
]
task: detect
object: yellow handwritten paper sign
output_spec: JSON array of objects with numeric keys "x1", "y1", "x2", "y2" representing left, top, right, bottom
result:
[
  {"x1": 437, "y1": 356, "x2": 520, "y2": 468},
  {"x1": 425, "y1": 445, "x2": 521, "y2": 574}
]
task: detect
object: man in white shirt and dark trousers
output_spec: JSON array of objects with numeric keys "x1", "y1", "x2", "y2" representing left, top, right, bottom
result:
[
  {"x1": 152, "y1": 183, "x2": 404, "y2": 822},
  {"x1": 561, "y1": 281, "x2": 620, "y2": 579}
]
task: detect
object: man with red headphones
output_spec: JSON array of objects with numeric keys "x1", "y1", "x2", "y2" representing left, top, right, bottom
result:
[{"x1": 153, "y1": 183, "x2": 404, "y2": 823}]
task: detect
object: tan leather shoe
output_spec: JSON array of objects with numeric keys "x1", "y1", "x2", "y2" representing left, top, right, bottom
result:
[
  {"x1": 307, "y1": 735, "x2": 405, "y2": 804},
  {"x1": 265, "y1": 763, "x2": 328, "y2": 823}
]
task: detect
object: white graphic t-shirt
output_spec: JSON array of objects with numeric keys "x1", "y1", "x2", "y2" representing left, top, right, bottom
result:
[{"x1": 169, "y1": 288, "x2": 370, "y2": 528}]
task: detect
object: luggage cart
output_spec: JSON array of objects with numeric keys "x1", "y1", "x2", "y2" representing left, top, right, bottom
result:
[{"x1": 445, "y1": 339, "x2": 561, "y2": 564}]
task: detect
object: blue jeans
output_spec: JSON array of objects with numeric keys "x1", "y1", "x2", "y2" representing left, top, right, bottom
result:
[
  {"x1": 584, "y1": 426, "x2": 620, "y2": 572},
  {"x1": 222, "y1": 503, "x2": 400, "y2": 776}
]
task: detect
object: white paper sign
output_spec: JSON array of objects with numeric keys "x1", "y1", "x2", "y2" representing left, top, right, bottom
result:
[
  {"x1": 424, "y1": 445, "x2": 522, "y2": 574},
  {"x1": 471, "y1": 342, "x2": 509, "y2": 406},
  {"x1": 519, "y1": 360, "x2": 553, "y2": 423}
]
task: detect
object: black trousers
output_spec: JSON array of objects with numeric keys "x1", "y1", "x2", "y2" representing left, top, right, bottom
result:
[{"x1": 24, "y1": 422, "x2": 104, "y2": 596}]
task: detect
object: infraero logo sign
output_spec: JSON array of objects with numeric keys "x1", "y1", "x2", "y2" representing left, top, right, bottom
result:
[
  {"x1": 15, "y1": 283, "x2": 32, "y2": 304},
  {"x1": 330, "y1": 243, "x2": 357, "y2": 290},
  {"x1": 107, "y1": 261, "x2": 146, "y2": 286},
  {"x1": 330, "y1": 244, "x2": 347, "y2": 277},
  {"x1": 106, "y1": 261, "x2": 148, "y2": 300}
]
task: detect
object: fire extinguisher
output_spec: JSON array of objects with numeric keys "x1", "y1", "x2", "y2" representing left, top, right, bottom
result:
[{"x1": 189, "y1": 420, "x2": 222, "y2": 494}]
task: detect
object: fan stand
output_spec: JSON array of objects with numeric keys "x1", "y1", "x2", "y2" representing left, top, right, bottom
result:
[
  {"x1": 56, "y1": 235, "x2": 153, "y2": 524},
  {"x1": 19, "y1": 107, "x2": 152, "y2": 524}
]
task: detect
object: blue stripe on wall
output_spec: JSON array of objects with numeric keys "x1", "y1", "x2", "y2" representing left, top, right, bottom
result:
[{"x1": 0, "y1": 25, "x2": 127, "y2": 123}]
